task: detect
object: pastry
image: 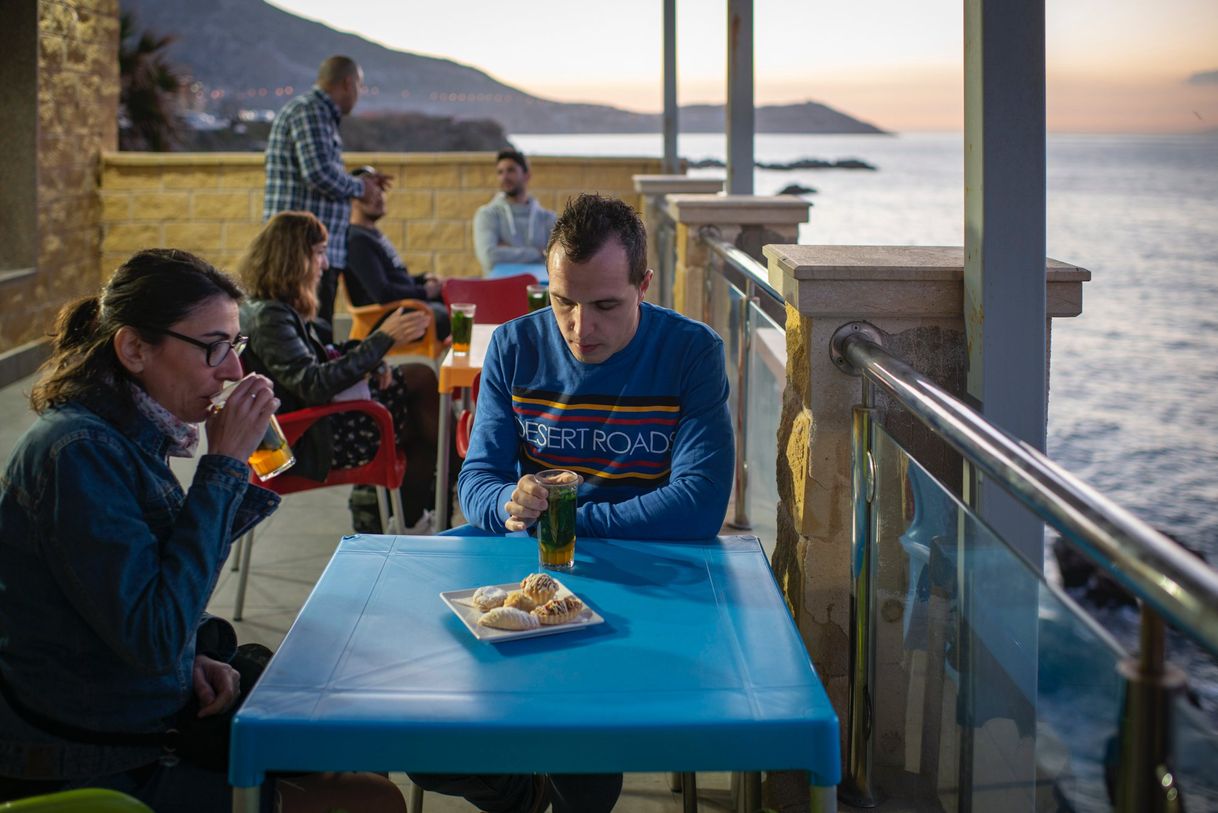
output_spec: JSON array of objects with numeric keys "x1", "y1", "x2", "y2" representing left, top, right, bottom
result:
[
  {"x1": 471, "y1": 586, "x2": 507, "y2": 612},
  {"x1": 520, "y1": 572, "x2": 560, "y2": 604},
  {"x1": 478, "y1": 607, "x2": 539, "y2": 631},
  {"x1": 502, "y1": 590, "x2": 537, "y2": 612},
  {"x1": 533, "y1": 595, "x2": 585, "y2": 625}
]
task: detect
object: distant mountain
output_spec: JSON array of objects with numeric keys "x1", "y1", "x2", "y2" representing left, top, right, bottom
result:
[{"x1": 122, "y1": 0, "x2": 888, "y2": 136}]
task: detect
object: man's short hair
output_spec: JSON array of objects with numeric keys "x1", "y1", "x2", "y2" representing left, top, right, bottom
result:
[
  {"x1": 318, "y1": 55, "x2": 360, "y2": 86},
  {"x1": 496, "y1": 149, "x2": 529, "y2": 173},
  {"x1": 546, "y1": 194, "x2": 648, "y2": 286}
]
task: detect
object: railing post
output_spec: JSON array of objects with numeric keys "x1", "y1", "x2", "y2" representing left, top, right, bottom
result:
[
  {"x1": 841, "y1": 397, "x2": 878, "y2": 807},
  {"x1": 1116, "y1": 607, "x2": 1185, "y2": 812},
  {"x1": 727, "y1": 285, "x2": 756, "y2": 529}
]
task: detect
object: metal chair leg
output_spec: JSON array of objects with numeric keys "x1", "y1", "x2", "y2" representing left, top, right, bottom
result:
[
  {"x1": 374, "y1": 486, "x2": 393, "y2": 534},
  {"x1": 408, "y1": 782, "x2": 424, "y2": 813},
  {"x1": 233, "y1": 531, "x2": 254, "y2": 621},
  {"x1": 680, "y1": 772, "x2": 698, "y2": 813},
  {"x1": 388, "y1": 487, "x2": 406, "y2": 535}
]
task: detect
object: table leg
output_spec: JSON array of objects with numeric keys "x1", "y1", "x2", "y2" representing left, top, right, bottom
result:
[
  {"x1": 810, "y1": 784, "x2": 838, "y2": 813},
  {"x1": 734, "y1": 772, "x2": 761, "y2": 813},
  {"x1": 680, "y1": 772, "x2": 698, "y2": 813},
  {"x1": 435, "y1": 389, "x2": 453, "y2": 530},
  {"x1": 233, "y1": 786, "x2": 261, "y2": 813}
]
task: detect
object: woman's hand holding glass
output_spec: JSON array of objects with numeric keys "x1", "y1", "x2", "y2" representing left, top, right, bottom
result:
[
  {"x1": 378, "y1": 307, "x2": 429, "y2": 345},
  {"x1": 204, "y1": 373, "x2": 279, "y2": 464}
]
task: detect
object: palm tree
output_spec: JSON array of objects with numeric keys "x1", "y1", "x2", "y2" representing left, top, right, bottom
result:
[{"x1": 118, "y1": 13, "x2": 184, "y2": 151}]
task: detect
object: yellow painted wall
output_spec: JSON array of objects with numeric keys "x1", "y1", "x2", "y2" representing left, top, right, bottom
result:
[{"x1": 100, "y1": 152, "x2": 663, "y2": 283}]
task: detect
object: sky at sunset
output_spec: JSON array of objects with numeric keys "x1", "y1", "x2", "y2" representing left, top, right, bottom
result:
[{"x1": 270, "y1": 0, "x2": 1218, "y2": 134}]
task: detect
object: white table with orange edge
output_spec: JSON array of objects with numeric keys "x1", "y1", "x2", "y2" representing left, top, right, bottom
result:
[{"x1": 434, "y1": 322, "x2": 496, "y2": 529}]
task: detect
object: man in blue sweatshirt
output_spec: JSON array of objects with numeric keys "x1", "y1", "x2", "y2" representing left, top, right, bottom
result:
[
  {"x1": 458, "y1": 193, "x2": 734, "y2": 541},
  {"x1": 472, "y1": 150, "x2": 558, "y2": 273}
]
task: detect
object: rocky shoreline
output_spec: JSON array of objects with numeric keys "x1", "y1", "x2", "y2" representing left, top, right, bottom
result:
[{"x1": 686, "y1": 157, "x2": 877, "y2": 171}]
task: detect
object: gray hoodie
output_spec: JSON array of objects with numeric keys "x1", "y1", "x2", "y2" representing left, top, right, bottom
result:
[{"x1": 472, "y1": 192, "x2": 558, "y2": 273}]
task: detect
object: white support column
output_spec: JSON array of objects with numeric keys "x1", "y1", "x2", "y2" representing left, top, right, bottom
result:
[
  {"x1": 964, "y1": 0, "x2": 1048, "y2": 558},
  {"x1": 963, "y1": 2, "x2": 1048, "y2": 807},
  {"x1": 662, "y1": 0, "x2": 679, "y2": 175},
  {"x1": 725, "y1": 0, "x2": 754, "y2": 195}
]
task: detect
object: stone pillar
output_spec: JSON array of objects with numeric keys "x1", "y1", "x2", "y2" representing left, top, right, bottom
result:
[
  {"x1": 763, "y1": 244, "x2": 1089, "y2": 769},
  {"x1": 665, "y1": 194, "x2": 809, "y2": 319},
  {"x1": 0, "y1": 0, "x2": 120, "y2": 385},
  {"x1": 632, "y1": 175, "x2": 723, "y2": 305}
]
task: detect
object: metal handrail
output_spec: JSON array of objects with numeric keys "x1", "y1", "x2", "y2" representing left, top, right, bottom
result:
[
  {"x1": 836, "y1": 328, "x2": 1218, "y2": 658},
  {"x1": 700, "y1": 233, "x2": 786, "y2": 326}
]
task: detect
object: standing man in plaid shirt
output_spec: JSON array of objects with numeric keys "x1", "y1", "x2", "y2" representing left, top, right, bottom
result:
[{"x1": 263, "y1": 55, "x2": 390, "y2": 337}]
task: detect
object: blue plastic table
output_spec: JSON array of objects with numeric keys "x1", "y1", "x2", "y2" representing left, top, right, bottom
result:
[
  {"x1": 229, "y1": 534, "x2": 840, "y2": 809},
  {"x1": 488, "y1": 262, "x2": 547, "y2": 282}
]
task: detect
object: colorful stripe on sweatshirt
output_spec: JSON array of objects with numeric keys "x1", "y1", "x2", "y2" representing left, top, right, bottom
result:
[{"x1": 511, "y1": 387, "x2": 680, "y2": 487}]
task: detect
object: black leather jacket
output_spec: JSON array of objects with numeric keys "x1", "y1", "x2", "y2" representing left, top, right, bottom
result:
[{"x1": 239, "y1": 298, "x2": 394, "y2": 481}]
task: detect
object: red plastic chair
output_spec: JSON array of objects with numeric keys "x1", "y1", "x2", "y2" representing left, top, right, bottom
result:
[
  {"x1": 231, "y1": 400, "x2": 406, "y2": 621},
  {"x1": 441, "y1": 274, "x2": 534, "y2": 324},
  {"x1": 454, "y1": 373, "x2": 482, "y2": 459}
]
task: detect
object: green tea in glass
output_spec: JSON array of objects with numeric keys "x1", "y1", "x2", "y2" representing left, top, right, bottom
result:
[
  {"x1": 535, "y1": 468, "x2": 578, "y2": 570},
  {"x1": 450, "y1": 303, "x2": 476, "y2": 355},
  {"x1": 526, "y1": 284, "x2": 549, "y2": 312}
]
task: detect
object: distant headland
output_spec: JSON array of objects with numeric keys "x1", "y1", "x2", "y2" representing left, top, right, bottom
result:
[{"x1": 124, "y1": 0, "x2": 889, "y2": 146}]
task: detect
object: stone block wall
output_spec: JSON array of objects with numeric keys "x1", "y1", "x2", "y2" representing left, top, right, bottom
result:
[
  {"x1": 99, "y1": 153, "x2": 662, "y2": 283},
  {"x1": 0, "y1": 0, "x2": 119, "y2": 364}
]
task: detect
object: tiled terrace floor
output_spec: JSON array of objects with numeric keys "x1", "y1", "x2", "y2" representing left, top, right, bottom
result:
[{"x1": 0, "y1": 373, "x2": 745, "y2": 811}]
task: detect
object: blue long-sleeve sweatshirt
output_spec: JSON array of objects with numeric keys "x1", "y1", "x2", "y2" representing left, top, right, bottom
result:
[{"x1": 457, "y1": 302, "x2": 734, "y2": 540}]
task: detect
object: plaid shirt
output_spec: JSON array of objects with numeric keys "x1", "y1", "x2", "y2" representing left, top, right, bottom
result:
[{"x1": 263, "y1": 87, "x2": 365, "y2": 268}]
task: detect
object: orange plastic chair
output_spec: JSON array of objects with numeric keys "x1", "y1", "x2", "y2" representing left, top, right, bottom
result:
[
  {"x1": 337, "y1": 276, "x2": 447, "y2": 363},
  {"x1": 441, "y1": 274, "x2": 533, "y2": 325},
  {"x1": 231, "y1": 400, "x2": 406, "y2": 621}
]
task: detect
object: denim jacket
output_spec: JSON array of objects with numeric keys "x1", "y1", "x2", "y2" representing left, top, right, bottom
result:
[{"x1": 0, "y1": 392, "x2": 279, "y2": 780}]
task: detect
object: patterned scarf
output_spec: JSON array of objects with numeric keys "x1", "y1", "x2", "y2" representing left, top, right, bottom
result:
[{"x1": 129, "y1": 382, "x2": 200, "y2": 458}]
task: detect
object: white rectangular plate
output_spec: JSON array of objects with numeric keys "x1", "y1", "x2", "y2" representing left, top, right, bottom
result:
[{"x1": 440, "y1": 580, "x2": 604, "y2": 643}]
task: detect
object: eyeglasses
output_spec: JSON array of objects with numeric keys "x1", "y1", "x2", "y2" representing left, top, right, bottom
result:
[{"x1": 139, "y1": 327, "x2": 249, "y2": 367}]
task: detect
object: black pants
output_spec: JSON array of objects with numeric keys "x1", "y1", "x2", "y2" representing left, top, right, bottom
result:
[
  {"x1": 0, "y1": 646, "x2": 276, "y2": 810},
  {"x1": 328, "y1": 364, "x2": 443, "y2": 527},
  {"x1": 408, "y1": 772, "x2": 622, "y2": 813}
]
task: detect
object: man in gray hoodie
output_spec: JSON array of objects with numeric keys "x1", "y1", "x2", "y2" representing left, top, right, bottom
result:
[{"x1": 472, "y1": 150, "x2": 558, "y2": 274}]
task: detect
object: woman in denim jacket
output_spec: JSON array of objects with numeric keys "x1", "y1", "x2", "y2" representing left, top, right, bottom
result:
[{"x1": 0, "y1": 251, "x2": 405, "y2": 812}]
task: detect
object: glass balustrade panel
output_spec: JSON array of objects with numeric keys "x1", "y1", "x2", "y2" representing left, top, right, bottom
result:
[
  {"x1": 870, "y1": 427, "x2": 1129, "y2": 812},
  {"x1": 705, "y1": 264, "x2": 744, "y2": 429},
  {"x1": 745, "y1": 299, "x2": 783, "y2": 558}
]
